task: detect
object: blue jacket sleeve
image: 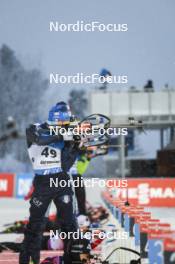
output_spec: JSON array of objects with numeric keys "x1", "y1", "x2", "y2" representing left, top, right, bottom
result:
[{"x1": 26, "y1": 124, "x2": 63, "y2": 147}]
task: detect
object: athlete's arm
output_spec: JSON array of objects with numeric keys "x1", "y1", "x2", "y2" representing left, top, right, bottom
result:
[{"x1": 26, "y1": 124, "x2": 63, "y2": 147}]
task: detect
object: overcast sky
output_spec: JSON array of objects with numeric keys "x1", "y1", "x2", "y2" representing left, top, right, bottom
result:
[
  {"x1": 0, "y1": 0, "x2": 175, "y2": 90},
  {"x1": 0, "y1": 0, "x2": 174, "y2": 157}
]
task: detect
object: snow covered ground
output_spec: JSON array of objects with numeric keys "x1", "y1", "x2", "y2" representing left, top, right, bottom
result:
[
  {"x1": 0, "y1": 184, "x2": 175, "y2": 234},
  {"x1": 0, "y1": 186, "x2": 175, "y2": 264}
]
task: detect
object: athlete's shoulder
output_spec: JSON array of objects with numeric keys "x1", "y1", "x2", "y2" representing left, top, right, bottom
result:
[
  {"x1": 26, "y1": 123, "x2": 42, "y2": 147},
  {"x1": 26, "y1": 123, "x2": 39, "y2": 131},
  {"x1": 26, "y1": 122, "x2": 47, "y2": 133}
]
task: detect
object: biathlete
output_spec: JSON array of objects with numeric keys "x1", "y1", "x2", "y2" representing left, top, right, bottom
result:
[
  {"x1": 69, "y1": 150, "x2": 91, "y2": 216},
  {"x1": 19, "y1": 101, "x2": 87, "y2": 264},
  {"x1": 70, "y1": 145, "x2": 109, "y2": 223}
]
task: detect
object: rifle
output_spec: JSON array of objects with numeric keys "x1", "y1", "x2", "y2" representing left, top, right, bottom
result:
[{"x1": 76, "y1": 114, "x2": 145, "y2": 148}]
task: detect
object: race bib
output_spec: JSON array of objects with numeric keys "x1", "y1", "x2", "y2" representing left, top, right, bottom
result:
[{"x1": 28, "y1": 144, "x2": 61, "y2": 170}]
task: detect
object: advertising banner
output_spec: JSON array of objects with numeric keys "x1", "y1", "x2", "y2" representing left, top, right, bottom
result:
[
  {"x1": 15, "y1": 173, "x2": 33, "y2": 199},
  {"x1": 106, "y1": 178, "x2": 175, "y2": 206},
  {"x1": 0, "y1": 173, "x2": 15, "y2": 197}
]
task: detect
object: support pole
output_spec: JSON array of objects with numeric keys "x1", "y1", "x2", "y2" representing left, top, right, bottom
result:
[
  {"x1": 118, "y1": 134, "x2": 125, "y2": 178},
  {"x1": 160, "y1": 129, "x2": 164, "y2": 150},
  {"x1": 170, "y1": 126, "x2": 174, "y2": 143}
]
